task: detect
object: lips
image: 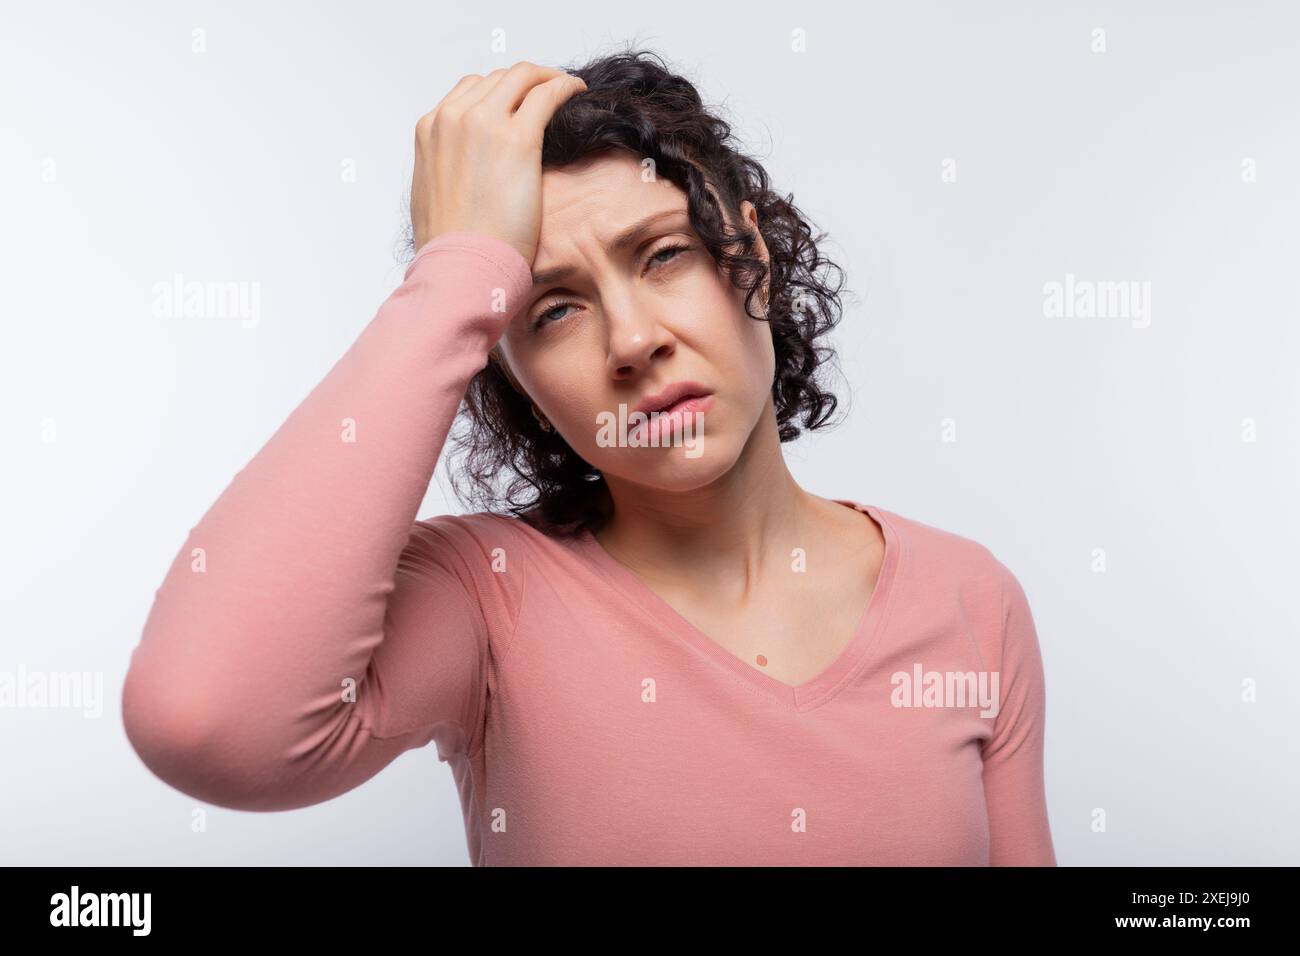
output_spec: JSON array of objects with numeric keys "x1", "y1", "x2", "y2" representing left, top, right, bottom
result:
[
  {"x1": 629, "y1": 393, "x2": 715, "y2": 445},
  {"x1": 634, "y1": 380, "x2": 712, "y2": 417},
  {"x1": 658, "y1": 395, "x2": 704, "y2": 415}
]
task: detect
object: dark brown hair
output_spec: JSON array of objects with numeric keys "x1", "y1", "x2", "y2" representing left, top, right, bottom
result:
[{"x1": 401, "y1": 46, "x2": 850, "y2": 538}]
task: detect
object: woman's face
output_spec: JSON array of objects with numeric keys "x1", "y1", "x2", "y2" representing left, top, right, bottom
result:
[{"x1": 496, "y1": 150, "x2": 774, "y2": 492}]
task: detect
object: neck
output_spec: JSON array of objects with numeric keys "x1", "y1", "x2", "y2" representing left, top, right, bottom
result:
[{"x1": 593, "y1": 399, "x2": 828, "y2": 594}]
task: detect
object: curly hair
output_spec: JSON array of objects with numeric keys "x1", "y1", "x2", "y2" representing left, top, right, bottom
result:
[{"x1": 400, "y1": 45, "x2": 850, "y2": 538}]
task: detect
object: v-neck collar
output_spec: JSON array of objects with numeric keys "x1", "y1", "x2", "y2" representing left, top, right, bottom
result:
[{"x1": 574, "y1": 499, "x2": 904, "y2": 712}]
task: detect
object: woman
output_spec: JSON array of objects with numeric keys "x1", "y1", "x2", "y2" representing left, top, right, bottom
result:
[{"x1": 122, "y1": 49, "x2": 1056, "y2": 866}]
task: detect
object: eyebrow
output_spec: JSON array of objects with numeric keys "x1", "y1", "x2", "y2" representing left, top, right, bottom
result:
[{"x1": 530, "y1": 208, "x2": 689, "y2": 290}]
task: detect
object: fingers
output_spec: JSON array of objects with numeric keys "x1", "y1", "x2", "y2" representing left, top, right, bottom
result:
[
  {"x1": 417, "y1": 63, "x2": 569, "y2": 140},
  {"x1": 416, "y1": 72, "x2": 483, "y2": 140},
  {"x1": 513, "y1": 72, "x2": 587, "y2": 134},
  {"x1": 452, "y1": 67, "x2": 511, "y2": 111},
  {"x1": 476, "y1": 62, "x2": 571, "y2": 115},
  {"x1": 443, "y1": 72, "x2": 486, "y2": 105}
]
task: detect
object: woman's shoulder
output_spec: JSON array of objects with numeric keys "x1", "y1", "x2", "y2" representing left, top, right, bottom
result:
[
  {"x1": 869, "y1": 503, "x2": 1022, "y2": 591},
  {"x1": 411, "y1": 505, "x2": 584, "y2": 562},
  {"x1": 871, "y1": 505, "x2": 1038, "y2": 662}
]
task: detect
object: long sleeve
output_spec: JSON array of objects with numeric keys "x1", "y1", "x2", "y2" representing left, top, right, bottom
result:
[
  {"x1": 121, "y1": 231, "x2": 534, "y2": 812},
  {"x1": 981, "y1": 565, "x2": 1058, "y2": 865}
]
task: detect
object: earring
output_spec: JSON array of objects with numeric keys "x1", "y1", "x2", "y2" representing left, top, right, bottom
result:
[{"x1": 531, "y1": 403, "x2": 552, "y2": 432}]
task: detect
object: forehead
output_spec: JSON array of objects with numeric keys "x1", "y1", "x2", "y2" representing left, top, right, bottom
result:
[{"x1": 538, "y1": 151, "x2": 688, "y2": 240}]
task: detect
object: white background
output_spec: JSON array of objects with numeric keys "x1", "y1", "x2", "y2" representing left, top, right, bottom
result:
[{"x1": 2, "y1": 0, "x2": 1297, "y2": 865}]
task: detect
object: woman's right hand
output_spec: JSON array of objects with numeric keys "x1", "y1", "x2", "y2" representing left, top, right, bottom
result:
[{"x1": 411, "y1": 62, "x2": 587, "y2": 265}]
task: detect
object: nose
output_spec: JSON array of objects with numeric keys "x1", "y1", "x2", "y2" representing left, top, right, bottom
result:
[{"x1": 603, "y1": 289, "x2": 677, "y2": 378}]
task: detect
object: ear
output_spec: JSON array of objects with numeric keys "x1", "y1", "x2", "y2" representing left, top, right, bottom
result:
[{"x1": 739, "y1": 200, "x2": 771, "y2": 312}]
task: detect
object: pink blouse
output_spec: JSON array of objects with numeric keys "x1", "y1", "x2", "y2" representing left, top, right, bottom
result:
[{"x1": 122, "y1": 231, "x2": 1057, "y2": 866}]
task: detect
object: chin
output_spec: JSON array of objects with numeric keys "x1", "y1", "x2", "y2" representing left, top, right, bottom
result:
[{"x1": 606, "y1": 438, "x2": 739, "y2": 491}]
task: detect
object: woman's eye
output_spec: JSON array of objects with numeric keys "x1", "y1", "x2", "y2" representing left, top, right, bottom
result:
[
  {"x1": 535, "y1": 302, "x2": 575, "y2": 327},
  {"x1": 648, "y1": 244, "x2": 688, "y2": 270},
  {"x1": 531, "y1": 244, "x2": 690, "y2": 330}
]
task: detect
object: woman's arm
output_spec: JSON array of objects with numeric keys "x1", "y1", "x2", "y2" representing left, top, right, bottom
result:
[
  {"x1": 121, "y1": 233, "x2": 532, "y2": 811},
  {"x1": 121, "y1": 63, "x2": 586, "y2": 813},
  {"x1": 981, "y1": 566, "x2": 1058, "y2": 865}
]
